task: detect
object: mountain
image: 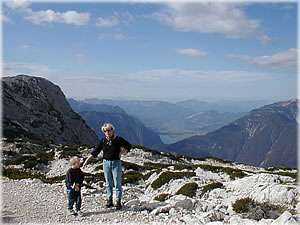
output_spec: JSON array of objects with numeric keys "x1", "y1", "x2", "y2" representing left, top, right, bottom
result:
[
  {"x1": 156, "y1": 99, "x2": 298, "y2": 168},
  {"x1": 68, "y1": 99, "x2": 163, "y2": 147},
  {"x1": 2, "y1": 139, "x2": 298, "y2": 224},
  {"x1": 183, "y1": 110, "x2": 246, "y2": 135},
  {"x1": 2, "y1": 75, "x2": 99, "y2": 145},
  {"x1": 80, "y1": 98, "x2": 251, "y2": 138},
  {"x1": 176, "y1": 99, "x2": 274, "y2": 113}
]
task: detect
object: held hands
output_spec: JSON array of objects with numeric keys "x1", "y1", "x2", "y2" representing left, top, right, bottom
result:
[
  {"x1": 74, "y1": 183, "x2": 80, "y2": 191},
  {"x1": 72, "y1": 183, "x2": 80, "y2": 191}
]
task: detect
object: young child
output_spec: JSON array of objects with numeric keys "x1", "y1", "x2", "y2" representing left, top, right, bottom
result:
[{"x1": 65, "y1": 156, "x2": 85, "y2": 216}]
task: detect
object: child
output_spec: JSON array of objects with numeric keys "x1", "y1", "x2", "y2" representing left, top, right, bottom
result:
[{"x1": 65, "y1": 156, "x2": 85, "y2": 216}]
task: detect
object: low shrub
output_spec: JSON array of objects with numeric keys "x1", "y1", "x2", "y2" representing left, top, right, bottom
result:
[
  {"x1": 3, "y1": 167, "x2": 64, "y2": 184},
  {"x1": 122, "y1": 161, "x2": 143, "y2": 171},
  {"x1": 200, "y1": 182, "x2": 223, "y2": 197},
  {"x1": 84, "y1": 172, "x2": 105, "y2": 183},
  {"x1": 232, "y1": 197, "x2": 282, "y2": 220},
  {"x1": 58, "y1": 146, "x2": 79, "y2": 159},
  {"x1": 175, "y1": 182, "x2": 198, "y2": 198},
  {"x1": 123, "y1": 171, "x2": 143, "y2": 185},
  {"x1": 154, "y1": 193, "x2": 170, "y2": 202},
  {"x1": 151, "y1": 171, "x2": 196, "y2": 190}
]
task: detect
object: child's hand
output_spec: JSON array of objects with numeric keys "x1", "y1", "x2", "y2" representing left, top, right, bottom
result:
[{"x1": 74, "y1": 183, "x2": 80, "y2": 191}]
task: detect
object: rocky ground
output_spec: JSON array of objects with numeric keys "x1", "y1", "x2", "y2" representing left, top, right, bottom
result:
[
  {"x1": 2, "y1": 176, "x2": 299, "y2": 225},
  {"x1": 1, "y1": 177, "x2": 171, "y2": 224},
  {"x1": 2, "y1": 144, "x2": 299, "y2": 225}
]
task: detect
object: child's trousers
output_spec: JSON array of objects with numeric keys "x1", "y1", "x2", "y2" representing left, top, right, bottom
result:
[{"x1": 67, "y1": 189, "x2": 82, "y2": 211}]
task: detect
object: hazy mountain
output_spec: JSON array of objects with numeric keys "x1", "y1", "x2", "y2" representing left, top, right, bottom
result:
[
  {"x1": 80, "y1": 98, "x2": 253, "y2": 138},
  {"x1": 2, "y1": 75, "x2": 99, "y2": 145},
  {"x1": 157, "y1": 99, "x2": 298, "y2": 168},
  {"x1": 176, "y1": 99, "x2": 274, "y2": 113},
  {"x1": 68, "y1": 99, "x2": 163, "y2": 147},
  {"x1": 183, "y1": 110, "x2": 246, "y2": 135}
]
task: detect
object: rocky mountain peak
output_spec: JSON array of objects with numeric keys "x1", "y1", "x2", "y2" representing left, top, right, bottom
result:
[{"x1": 2, "y1": 74, "x2": 99, "y2": 145}]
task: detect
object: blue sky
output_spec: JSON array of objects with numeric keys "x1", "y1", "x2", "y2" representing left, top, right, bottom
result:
[{"x1": 2, "y1": 0, "x2": 298, "y2": 102}]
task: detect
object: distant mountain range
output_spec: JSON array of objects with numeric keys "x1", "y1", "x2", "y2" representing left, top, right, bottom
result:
[
  {"x1": 80, "y1": 98, "x2": 269, "y2": 138},
  {"x1": 2, "y1": 75, "x2": 99, "y2": 145},
  {"x1": 156, "y1": 99, "x2": 298, "y2": 168},
  {"x1": 68, "y1": 99, "x2": 163, "y2": 147}
]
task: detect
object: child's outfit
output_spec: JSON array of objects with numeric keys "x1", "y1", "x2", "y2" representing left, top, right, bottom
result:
[{"x1": 65, "y1": 167, "x2": 84, "y2": 215}]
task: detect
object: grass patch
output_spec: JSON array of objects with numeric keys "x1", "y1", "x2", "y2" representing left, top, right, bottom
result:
[
  {"x1": 201, "y1": 182, "x2": 223, "y2": 197},
  {"x1": 199, "y1": 165, "x2": 247, "y2": 180},
  {"x1": 154, "y1": 193, "x2": 170, "y2": 202},
  {"x1": 58, "y1": 145, "x2": 80, "y2": 159},
  {"x1": 123, "y1": 171, "x2": 144, "y2": 185},
  {"x1": 232, "y1": 197, "x2": 283, "y2": 220},
  {"x1": 151, "y1": 171, "x2": 196, "y2": 190},
  {"x1": 3, "y1": 167, "x2": 65, "y2": 184},
  {"x1": 175, "y1": 182, "x2": 198, "y2": 198}
]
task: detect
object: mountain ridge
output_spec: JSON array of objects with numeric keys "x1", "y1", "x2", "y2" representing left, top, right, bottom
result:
[{"x1": 156, "y1": 99, "x2": 298, "y2": 168}]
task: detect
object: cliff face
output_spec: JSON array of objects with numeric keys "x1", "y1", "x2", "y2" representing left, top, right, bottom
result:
[
  {"x1": 158, "y1": 99, "x2": 298, "y2": 168},
  {"x1": 2, "y1": 75, "x2": 99, "y2": 145}
]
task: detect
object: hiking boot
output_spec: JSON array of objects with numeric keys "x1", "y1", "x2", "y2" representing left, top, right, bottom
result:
[
  {"x1": 116, "y1": 200, "x2": 122, "y2": 210},
  {"x1": 106, "y1": 199, "x2": 113, "y2": 208}
]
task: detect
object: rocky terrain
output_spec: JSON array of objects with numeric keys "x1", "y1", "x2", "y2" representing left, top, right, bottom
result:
[
  {"x1": 2, "y1": 75, "x2": 99, "y2": 145},
  {"x1": 2, "y1": 139, "x2": 299, "y2": 224}
]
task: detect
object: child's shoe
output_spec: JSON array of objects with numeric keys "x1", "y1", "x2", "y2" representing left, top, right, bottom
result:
[
  {"x1": 116, "y1": 200, "x2": 122, "y2": 210},
  {"x1": 106, "y1": 199, "x2": 113, "y2": 208}
]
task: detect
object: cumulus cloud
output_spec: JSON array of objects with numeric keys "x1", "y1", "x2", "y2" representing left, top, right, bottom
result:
[
  {"x1": 175, "y1": 48, "x2": 207, "y2": 57},
  {"x1": 4, "y1": 0, "x2": 31, "y2": 10},
  {"x1": 95, "y1": 14, "x2": 119, "y2": 27},
  {"x1": 152, "y1": 2, "x2": 272, "y2": 44},
  {"x1": 24, "y1": 9, "x2": 90, "y2": 25},
  {"x1": 95, "y1": 11, "x2": 134, "y2": 27},
  {"x1": 227, "y1": 48, "x2": 298, "y2": 71},
  {"x1": 4, "y1": 0, "x2": 90, "y2": 26}
]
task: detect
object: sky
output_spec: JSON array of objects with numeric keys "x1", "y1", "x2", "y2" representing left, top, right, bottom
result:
[{"x1": 1, "y1": 0, "x2": 298, "y2": 102}]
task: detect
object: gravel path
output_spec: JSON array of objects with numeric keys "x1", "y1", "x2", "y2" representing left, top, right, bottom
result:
[{"x1": 1, "y1": 177, "x2": 168, "y2": 224}]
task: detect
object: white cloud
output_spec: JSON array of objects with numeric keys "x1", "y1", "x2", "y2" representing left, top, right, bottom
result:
[
  {"x1": 227, "y1": 48, "x2": 298, "y2": 71},
  {"x1": 175, "y1": 48, "x2": 207, "y2": 57},
  {"x1": 95, "y1": 14, "x2": 119, "y2": 27},
  {"x1": 3, "y1": 62, "x2": 54, "y2": 77},
  {"x1": 95, "y1": 11, "x2": 134, "y2": 27},
  {"x1": 0, "y1": 13, "x2": 11, "y2": 23},
  {"x1": 152, "y1": 2, "x2": 272, "y2": 44},
  {"x1": 24, "y1": 9, "x2": 90, "y2": 25},
  {"x1": 4, "y1": 1, "x2": 90, "y2": 26},
  {"x1": 4, "y1": 0, "x2": 31, "y2": 10},
  {"x1": 127, "y1": 68, "x2": 275, "y2": 83}
]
